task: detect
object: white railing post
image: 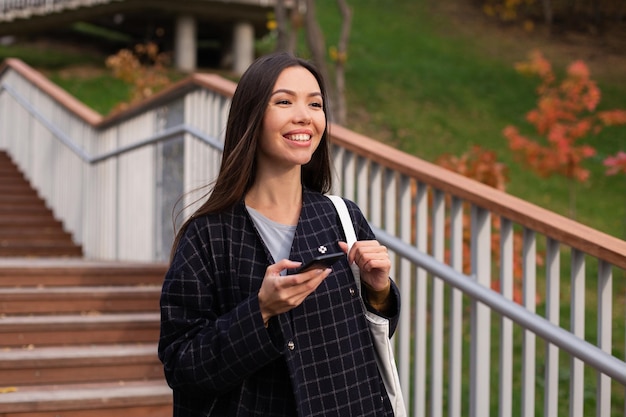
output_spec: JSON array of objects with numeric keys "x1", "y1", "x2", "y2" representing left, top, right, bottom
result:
[
  {"x1": 398, "y1": 175, "x2": 412, "y2": 408},
  {"x1": 449, "y1": 196, "x2": 464, "y2": 417},
  {"x1": 499, "y1": 218, "x2": 514, "y2": 417},
  {"x1": 369, "y1": 162, "x2": 382, "y2": 229},
  {"x1": 569, "y1": 249, "x2": 586, "y2": 417},
  {"x1": 521, "y1": 228, "x2": 536, "y2": 417},
  {"x1": 413, "y1": 182, "x2": 428, "y2": 417},
  {"x1": 355, "y1": 155, "x2": 368, "y2": 216},
  {"x1": 544, "y1": 237, "x2": 561, "y2": 417},
  {"x1": 470, "y1": 205, "x2": 491, "y2": 417},
  {"x1": 431, "y1": 189, "x2": 445, "y2": 417},
  {"x1": 596, "y1": 260, "x2": 612, "y2": 417}
]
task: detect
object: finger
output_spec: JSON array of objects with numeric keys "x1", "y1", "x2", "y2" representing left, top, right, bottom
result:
[
  {"x1": 268, "y1": 259, "x2": 303, "y2": 276},
  {"x1": 360, "y1": 257, "x2": 391, "y2": 273},
  {"x1": 337, "y1": 241, "x2": 349, "y2": 255},
  {"x1": 354, "y1": 241, "x2": 387, "y2": 252},
  {"x1": 352, "y1": 246, "x2": 389, "y2": 267}
]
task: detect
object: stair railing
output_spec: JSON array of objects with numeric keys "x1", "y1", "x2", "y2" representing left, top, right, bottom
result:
[{"x1": 1, "y1": 57, "x2": 625, "y2": 417}]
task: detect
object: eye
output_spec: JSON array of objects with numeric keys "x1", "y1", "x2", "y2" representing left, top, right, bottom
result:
[
  {"x1": 310, "y1": 101, "x2": 323, "y2": 108},
  {"x1": 275, "y1": 99, "x2": 291, "y2": 105}
]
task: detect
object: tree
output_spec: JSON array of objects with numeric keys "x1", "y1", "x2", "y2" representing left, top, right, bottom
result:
[
  {"x1": 503, "y1": 50, "x2": 626, "y2": 217},
  {"x1": 273, "y1": 0, "x2": 352, "y2": 125},
  {"x1": 274, "y1": 0, "x2": 303, "y2": 56}
]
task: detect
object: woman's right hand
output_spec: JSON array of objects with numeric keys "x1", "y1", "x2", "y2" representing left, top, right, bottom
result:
[{"x1": 257, "y1": 259, "x2": 331, "y2": 326}]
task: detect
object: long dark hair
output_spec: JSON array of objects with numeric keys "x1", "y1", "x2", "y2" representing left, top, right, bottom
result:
[{"x1": 171, "y1": 52, "x2": 333, "y2": 257}]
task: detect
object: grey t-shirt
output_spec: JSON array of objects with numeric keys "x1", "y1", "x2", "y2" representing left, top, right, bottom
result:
[{"x1": 246, "y1": 206, "x2": 297, "y2": 274}]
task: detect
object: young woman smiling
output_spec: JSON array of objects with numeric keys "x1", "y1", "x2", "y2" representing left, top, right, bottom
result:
[{"x1": 159, "y1": 52, "x2": 401, "y2": 417}]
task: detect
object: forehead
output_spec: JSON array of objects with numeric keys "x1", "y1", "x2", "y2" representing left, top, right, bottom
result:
[{"x1": 272, "y1": 66, "x2": 321, "y2": 93}]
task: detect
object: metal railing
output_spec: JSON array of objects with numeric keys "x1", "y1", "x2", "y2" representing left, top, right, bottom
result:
[{"x1": 1, "y1": 58, "x2": 625, "y2": 417}]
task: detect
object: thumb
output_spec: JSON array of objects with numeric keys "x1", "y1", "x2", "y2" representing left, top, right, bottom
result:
[{"x1": 268, "y1": 259, "x2": 302, "y2": 276}]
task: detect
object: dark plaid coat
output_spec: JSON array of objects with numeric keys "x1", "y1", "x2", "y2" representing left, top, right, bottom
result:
[{"x1": 158, "y1": 189, "x2": 401, "y2": 417}]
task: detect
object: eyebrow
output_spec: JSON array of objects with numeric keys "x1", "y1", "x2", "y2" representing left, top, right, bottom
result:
[{"x1": 271, "y1": 89, "x2": 323, "y2": 98}]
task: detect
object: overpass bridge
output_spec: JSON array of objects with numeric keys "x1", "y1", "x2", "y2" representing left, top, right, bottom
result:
[{"x1": 0, "y1": 0, "x2": 287, "y2": 73}]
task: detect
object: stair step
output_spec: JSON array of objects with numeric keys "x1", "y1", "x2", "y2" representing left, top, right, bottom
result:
[
  {"x1": 0, "y1": 343, "x2": 163, "y2": 386},
  {"x1": 0, "y1": 214, "x2": 63, "y2": 224},
  {"x1": 0, "y1": 205, "x2": 53, "y2": 214},
  {"x1": 0, "y1": 260, "x2": 167, "y2": 287},
  {"x1": 0, "y1": 238, "x2": 81, "y2": 247},
  {"x1": 0, "y1": 313, "x2": 160, "y2": 347},
  {"x1": 0, "y1": 241, "x2": 83, "y2": 257},
  {"x1": 0, "y1": 194, "x2": 45, "y2": 204},
  {"x1": 0, "y1": 380, "x2": 172, "y2": 416},
  {"x1": 0, "y1": 179, "x2": 37, "y2": 188},
  {"x1": 0, "y1": 285, "x2": 161, "y2": 315},
  {"x1": 0, "y1": 185, "x2": 39, "y2": 196},
  {"x1": 0, "y1": 236, "x2": 75, "y2": 245},
  {"x1": 0, "y1": 228, "x2": 73, "y2": 238},
  {"x1": 0, "y1": 167, "x2": 23, "y2": 175},
  {"x1": 0, "y1": 246, "x2": 83, "y2": 257}
]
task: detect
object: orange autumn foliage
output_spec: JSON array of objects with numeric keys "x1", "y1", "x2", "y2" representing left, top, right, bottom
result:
[
  {"x1": 604, "y1": 151, "x2": 626, "y2": 176},
  {"x1": 504, "y1": 50, "x2": 626, "y2": 183},
  {"x1": 106, "y1": 42, "x2": 172, "y2": 113}
]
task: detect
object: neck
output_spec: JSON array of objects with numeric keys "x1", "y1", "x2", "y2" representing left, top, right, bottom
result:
[{"x1": 245, "y1": 171, "x2": 303, "y2": 225}]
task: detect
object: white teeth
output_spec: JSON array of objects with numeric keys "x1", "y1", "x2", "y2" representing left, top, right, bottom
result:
[{"x1": 288, "y1": 134, "x2": 311, "y2": 142}]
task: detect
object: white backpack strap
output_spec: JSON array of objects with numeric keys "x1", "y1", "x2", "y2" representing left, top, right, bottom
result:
[
  {"x1": 327, "y1": 194, "x2": 363, "y2": 295},
  {"x1": 327, "y1": 195, "x2": 356, "y2": 249}
]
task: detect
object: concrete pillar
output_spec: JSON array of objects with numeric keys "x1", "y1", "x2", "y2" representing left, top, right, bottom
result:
[
  {"x1": 174, "y1": 14, "x2": 197, "y2": 72},
  {"x1": 232, "y1": 21, "x2": 254, "y2": 75}
]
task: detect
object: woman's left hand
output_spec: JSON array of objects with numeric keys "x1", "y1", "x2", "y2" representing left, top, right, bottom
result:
[{"x1": 338, "y1": 240, "x2": 391, "y2": 291}]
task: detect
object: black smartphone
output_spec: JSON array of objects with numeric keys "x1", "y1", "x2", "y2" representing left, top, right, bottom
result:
[{"x1": 295, "y1": 252, "x2": 345, "y2": 273}]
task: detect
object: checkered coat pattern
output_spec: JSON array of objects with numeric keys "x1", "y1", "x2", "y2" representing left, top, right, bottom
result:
[{"x1": 159, "y1": 189, "x2": 401, "y2": 416}]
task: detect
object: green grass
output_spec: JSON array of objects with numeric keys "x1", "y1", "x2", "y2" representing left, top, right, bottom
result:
[
  {"x1": 0, "y1": 42, "x2": 103, "y2": 69},
  {"x1": 47, "y1": 72, "x2": 132, "y2": 115}
]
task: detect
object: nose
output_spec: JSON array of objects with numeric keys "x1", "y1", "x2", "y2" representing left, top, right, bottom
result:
[{"x1": 294, "y1": 103, "x2": 312, "y2": 124}]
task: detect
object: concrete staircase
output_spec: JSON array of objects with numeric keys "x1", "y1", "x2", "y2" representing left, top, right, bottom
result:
[
  {"x1": 0, "y1": 151, "x2": 82, "y2": 258},
  {"x1": 0, "y1": 151, "x2": 173, "y2": 416}
]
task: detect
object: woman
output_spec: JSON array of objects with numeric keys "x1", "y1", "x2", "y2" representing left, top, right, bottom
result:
[{"x1": 158, "y1": 52, "x2": 401, "y2": 416}]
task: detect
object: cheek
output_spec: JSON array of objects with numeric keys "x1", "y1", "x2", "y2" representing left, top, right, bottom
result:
[{"x1": 314, "y1": 114, "x2": 327, "y2": 133}]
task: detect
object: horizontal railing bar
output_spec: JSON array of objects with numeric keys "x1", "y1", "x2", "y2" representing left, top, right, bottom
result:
[
  {"x1": 0, "y1": 82, "x2": 224, "y2": 163},
  {"x1": 90, "y1": 124, "x2": 224, "y2": 163},
  {"x1": 371, "y1": 225, "x2": 626, "y2": 386}
]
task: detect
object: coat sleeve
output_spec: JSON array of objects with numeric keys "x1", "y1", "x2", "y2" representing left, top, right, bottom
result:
[{"x1": 158, "y1": 219, "x2": 284, "y2": 395}]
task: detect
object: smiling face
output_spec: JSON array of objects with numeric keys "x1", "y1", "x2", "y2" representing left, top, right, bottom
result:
[{"x1": 257, "y1": 65, "x2": 327, "y2": 173}]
